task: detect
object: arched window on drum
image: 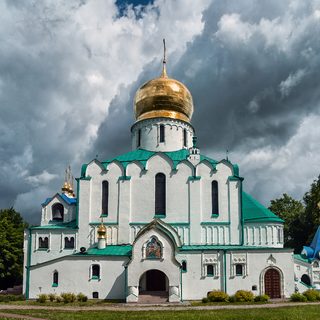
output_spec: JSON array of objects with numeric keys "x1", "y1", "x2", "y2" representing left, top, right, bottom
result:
[{"x1": 212, "y1": 181, "x2": 219, "y2": 216}]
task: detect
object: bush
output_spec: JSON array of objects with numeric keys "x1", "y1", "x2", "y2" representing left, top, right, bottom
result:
[
  {"x1": 234, "y1": 290, "x2": 254, "y2": 302},
  {"x1": 81, "y1": 295, "x2": 88, "y2": 302},
  {"x1": 201, "y1": 297, "x2": 208, "y2": 303},
  {"x1": 37, "y1": 294, "x2": 48, "y2": 303},
  {"x1": 77, "y1": 293, "x2": 85, "y2": 301},
  {"x1": 6, "y1": 294, "x2": 16, "y2": 301},
  {"x1": 228, "y1": 295, "x2": 237, "y2": 303},
  {"x1": 207, "y1": 290, "x2": 229, "y2": 302},
  {"x1": 16, "y1": 294, "x2": 25, "y2": 301},
  {"x1": 254, "y1": 294, "x2": 269, "y2": 303},
  {"x1": 303, "y1": 289, "x2": 320, "y2": 301},
  {"x1": 48, "y1": 294, "x2": 56, "y2": 302},
  {"x1": 69, "y1": 293, "x2": 76, "y2": 303},
  {"x1": 290, "y1": 292, "x2": 307, "y2": 302},
  {"x1": 0, "y1": 295, "x2": 5, "y2": 302},
  {"x1": 56, "y1": 296, "x2": 63, "y2": 303}
]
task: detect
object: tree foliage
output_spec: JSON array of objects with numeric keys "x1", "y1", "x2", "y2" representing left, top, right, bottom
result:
[
  {"x1": 268, "y1": 194, "x2": 305, "y2": 253},
  {"x1": 0, "y1": 207, "x2": 29, "y2": 290},
  {"x1": 269, "y1": 174, "x2": 320, "y2": 253}
]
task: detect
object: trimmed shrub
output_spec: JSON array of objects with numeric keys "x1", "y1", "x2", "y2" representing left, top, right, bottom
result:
[
  {"x1": 48, "y1": 294, "x2": 56, "y2": 302},
  {"x1": 228, "y1": 295, "x2": 237, "y2": 303},
  {"x1": 16, "y1": 294, "x2": 26, "y2": 301},
  {"x1": 56, "y1": 296, "x2": 63, "y2": 303},
  {"x1": 6, "y1": 294, "x2": 16, "y2": 301},
  {"x1": 37, "y1": 294, "x2": 48, "y2": 303},
  {"x1": 0, "y1": 295, "x2": 5, "y2": 302},
  {"x1": 69, "y1": 293, "x2": 76, "y2": 303},
  {"x1": 234, "y1": 290, "x2": 254, "y2": 302},
  {"x1": 81, "y1": 295, "x2": 88, "y2": 302},
  {"x1": 207, "y1": 290, "x2": 229, "y2": 302},
  {"x1": 303, "y1": 289, "x2": 320, "y2": 301},
  {"x1": 201, "y1": 297, "x2": 208, "y2": 303},
  {"x1": 254, "y1": 294, "x2": 269, "y2": 303},
  {"x1": 77, "y1": 293, "x2": 85, "y2": 301},
  {"x1": 290, "y1": 292, "x2": 307, "y2": 302}
]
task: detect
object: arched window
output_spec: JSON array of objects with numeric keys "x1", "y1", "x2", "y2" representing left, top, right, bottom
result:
[
  {"x1": 92, "y1": 265, "x2": 100, "y2": 279},
  {"x1": 53, "y1": 271, "x2": 58, "y2": 287},
  {"x1": 155, "y1": 173, "x2": 166, "y2": 216},
  {"x1": 314, "y1": 261, "x2": 319, "y2": 268},
  {"x1": 64, "y1": 237, "x2": 74, "y2": 249},
  {"x1": 301, "y1": 274, "x2": 311, "y2": 286},
  {"x1": 182, "y1": 261, "x2": 187, "y2": 272},
  {"x1": 183, "y1": 129, "x2": 187, "y2": 147},
  {"x1": 236, "y1": 264, "x2": 243, "y2": 276},
  {"x1": 137, "y1": 129, "x2": 141, "y2": 148},
  {"x1": 102, "y1": 181, "x2": 109, "y2": 216},
  {"x1": 212, "y1": 181, "x2": 219, "y2": 215},
  {"x1": 52, "y1": 204, "x2": 63, "y2": 221},
  {"x1": 207, "y1": 265, "x2": 214, "y2": 276},
  {"x1": 39, "y1": 237, "x2": 48, "y2": 249},
  {"x1": 159, "y1": 125, "x2": 165, "y2": 143}
]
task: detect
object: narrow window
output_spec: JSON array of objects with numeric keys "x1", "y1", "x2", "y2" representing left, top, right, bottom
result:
[
  {"x1": 159, "y1": 125, "x2": 165, "y2": 143},
  {"x1": 92, "y1": 292, "x2": 99, "y2": 299},
  {"x1": 102, "y1": 181, "x2": 109, "y2": 216},
  {"x1": 182, "y1": 261, "x2": 187, "y2": 272},
  {"x1": 92, "y1": 265, "x2": 100, "y2": 279},
  {"x1": 39, "y1": 237, "x2": 49, "y2": 249},
  {"x1": 64, "y1": 237, "x2": 74, "y2": 249},
  {"x1": 155, "y1": 173, "x2": 166, "y2": 216},
  {"x1": 278, "y1": 228, "x2": 281, "y2": 243},
  {"x1": 53, "y1": 271, "x2": 58, "y2": 287},
  {"x1": 207, "y1": 265, "x2": 214, "y2": 276},
  {"x1": 314, "y1": 261, "x2": 319, "y2": 268},
  {"x1": 137, "y1": 129, "x2": 141, "y2": 148},
  {"x1": 183, "y1": 129, "x2": 187, "y2": 147},
  {"x1": 212, "y1": 181, "x2": 219, "y2": 215},
  {"x1": 52, "y1": 204, "x2": 63, "y2": 221},
  {"x1": 236, "y1": 264, "x2": 243, "y2": 276}
]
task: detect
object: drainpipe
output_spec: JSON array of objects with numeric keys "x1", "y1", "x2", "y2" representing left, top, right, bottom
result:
[
  {"x1": 26, "y1": 227, "x2": 32, "y2": 300},
  {"x1": 240, "y1": 178, "x2": 244, "y2": 245},
  {"x1": 180, "y1": 265, "x2": 183, "y2": 302},
  {"x1": 224, "y1": 250, "x2": 227, "y2": 293},
  {"x1": 124, "y1": 265, "x2": 128, "y2": 303}
]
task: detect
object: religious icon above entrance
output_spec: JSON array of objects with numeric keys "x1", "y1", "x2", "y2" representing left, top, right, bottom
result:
[{"x1": 146, "y1": 237, "x2": 161, "y2": 258}]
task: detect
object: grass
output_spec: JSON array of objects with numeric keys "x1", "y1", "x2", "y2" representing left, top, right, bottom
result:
[
  {"x1": 0, "y1": 299, "x2": 123, "y2": 307},
  {"x1": 1, "y1": 305, "x2": 320, "y2": 319}
]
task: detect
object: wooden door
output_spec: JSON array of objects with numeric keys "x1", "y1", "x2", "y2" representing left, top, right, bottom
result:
[
  {"x1": 146, "y1": 270, "x2": 166, "y2": 291},
  {"x1": 264, "y1": 269, "x2": 280, "y2": 298}
]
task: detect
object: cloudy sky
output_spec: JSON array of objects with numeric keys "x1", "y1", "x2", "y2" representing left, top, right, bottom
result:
[{"x1": 1, "y1": 0, "x2": 320, "y2": 225}]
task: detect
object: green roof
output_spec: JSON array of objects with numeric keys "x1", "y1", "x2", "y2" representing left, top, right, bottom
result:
[
  {"x1": 32, "y1": 220, "x2": 78, "y2": 230},
  {"x1": 242, "y1": 192, "x2": 283, "y2": 223},
  {"x1": 81, "y1": 149, "x2": 220, "y2": 177},
  {"x1": 294, "y1": 254, "x2": 311, "y2": 264},
  {"x1": 73, "y1": 245, "x2": 132, "y2": 256}
]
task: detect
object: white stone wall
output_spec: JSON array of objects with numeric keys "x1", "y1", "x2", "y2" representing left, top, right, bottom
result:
[
  {"x1": 27, "y1": 256, "x2": 128, "y2": 299},
  {"x1": 131, "y1": 118, "x2": 194, "y2": 152}
]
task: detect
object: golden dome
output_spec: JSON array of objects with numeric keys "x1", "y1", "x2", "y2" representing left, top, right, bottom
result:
[{"x1": 133, "y1": 62, "x2": 194, "y2": 123}]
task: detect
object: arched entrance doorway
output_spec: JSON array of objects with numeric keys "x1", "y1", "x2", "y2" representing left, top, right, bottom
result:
[
  {"x1": 139, "y1": 270, "x2": 169, "y2": 303},
  {"x1": 264, "y1": 268, "x2": 280, "y2": 298}
]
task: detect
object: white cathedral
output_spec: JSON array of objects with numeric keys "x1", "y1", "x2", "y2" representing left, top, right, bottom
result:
[{"x1": 24, "y1": 52, "x2": 310, "y2": 302}]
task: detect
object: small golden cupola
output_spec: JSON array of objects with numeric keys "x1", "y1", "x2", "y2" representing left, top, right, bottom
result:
[
  {"x1": 133, "y1": 39, "x2": 194, "y2": 124},
  {"x1": 97, "y1": 214, "x2": 106, "y2": 249},
  {"x1": 61, "y1": 168, "x2": 69, "y2": 194}
]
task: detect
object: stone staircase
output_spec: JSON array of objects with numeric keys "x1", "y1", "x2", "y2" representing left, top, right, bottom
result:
[
  {"x1": 138, "y1": 291, "x2": 169, "y2": 304},
  {"x1": 0, "y1": 285, "x2": 22, "y2": 295}
]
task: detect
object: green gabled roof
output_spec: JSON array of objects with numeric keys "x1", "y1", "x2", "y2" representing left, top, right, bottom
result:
[
  {"x1": 32, "y1": 220, "x2": 78, "y2": 230},
  {"x1": 294, "y1": 254, "x2": 311, "y2": 264},
  {"x1": 73, "y1": 245, "x2": 132, "y2": 256},
  {"x1": 81, "y1": 149, "x2": 220, "y2": 177},
  {"x1": 242, "y1": 192, "x2": 283, "y2": 223}
]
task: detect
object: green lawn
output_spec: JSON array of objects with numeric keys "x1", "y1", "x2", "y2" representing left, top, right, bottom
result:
[{"x1": 1, "y1": 305, "x2": 320, "y2": 320}]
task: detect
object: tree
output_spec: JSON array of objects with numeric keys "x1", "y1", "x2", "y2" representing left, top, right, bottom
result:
[
  {"x1": 303, "y1": 174, "x2": 320, "y2": 245},
  {"x1": 268, "y1": 194, "x2": 306, "y2": 253},
  {"x1": 0, "y1": 207, "x2": 29, "y2": 290}
]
